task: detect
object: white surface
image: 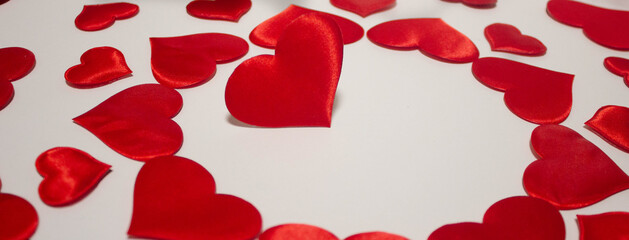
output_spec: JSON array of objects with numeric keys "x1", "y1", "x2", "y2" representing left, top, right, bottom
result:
[{"x1": 1, "y1": 0, "x2": 629, "y2": 239}]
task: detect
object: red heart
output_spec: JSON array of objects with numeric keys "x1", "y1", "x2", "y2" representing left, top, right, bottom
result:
[
  {"x1": 444, "y1": 0, "x2": 496, "y2": 8},
  {"x1": 249, "y1": 4, "x2": 364, "y2": 49},
  {"x1": 484, "y1": 23, "x2": 546, "y2": 56},
  {"x1": 330, "y1": 0, "x2": 396, "y2": 17},
  {"x1": 472, "y1": 57, "x2": 573, "y2": 124},
  {"x1": 226, "y1": 13, "x2": 342, "y2": 127},
  {"x1": 0, "y1": 47, "x2": 35, "y2": 110},
  {"x1": 604, "y1": 57, "x2": 629, "y2": 87},
  {"x1": 151, "y1": 33, "x2": 248, "y2": 88},
  {"x1": 0, "y1": 178, "x2": 39, "y2": 240},
  {"x1": 186, "y1": 0, "x2": 251, "y2": 22},
  {"x1": 65, "y1": 46, "x2": 132, "y2": 88},
  {"x1": 428, "y1": 196, "x2": 564, "y2": 240},
  {"x1": 73, "y1": 84, "x2": 183, "y2": 161},
  {"x1": 345, "y1": 232, "x2": 408, "y2": 240},
  {"x1": 260, "y1": 224, "x2": 407, "y2": 240},
  {"x1": 586, "y1": 105, "x2": 629, "y2": 153},
  {"x1": 367, "y1": 18, "x2": 479, "y2": 63},
  {"x1": 578, "y1": 212, "x2": 629, "y2": 240},
  {"x1": 128, "y1": 156, "x2": 262, "y2": 240},
  {"x1": 75, "y1": 2, "x2": 139, "y2": 31},
  {"x1": 523, "y1": 125, "x2": 629, "y2": 209}
]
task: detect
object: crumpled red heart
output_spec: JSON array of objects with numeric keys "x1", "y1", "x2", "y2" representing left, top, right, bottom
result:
[
  {"x1": 367, "y1": 18, "x2": 479, "y2": 63},
  {"x1": 472, "y1": 57, "x2": 573, "y2": 124},
  {"x1": 484, "y1": 23, "x2": 546, "y2": 56},
  {"x1": 586, "y1": 105, "x2": 629, "y2": 153},
  {"x1": 330, "y1": 0, "x2": 396, "y2": 17},
  {"x1": 128, "y1": 156, "x2": 262, "y2": 240},
  {"x1": 65, "y1": 46, "x2": 132, "y2": 88},
  {"x1": 0, "y1": 47, "x2": 35, "y2": 110},
  {"x1": 523, "y1": 124, "x2": 629, "y2": 209},
  {"x1": 0, "y1": 177, "x2": 39, "y2": 240},
  {"x1": 151, "y1": 33, "x2": 248, "y2": 88},
  {"x1": 260, "y1": 224, "x2": 407, "y2": 240},
  {"x1": 444, "y1": 0, "x2": 496, "y2": 8},
  {"x1": 186, "y1": 0, "x2": 251, "y2": 22},
  {"x1": 75, "y1": 2, "x2": 139, "y2": 31},
  {"x1": 578, "y1": 212, "x2": 629, "y2": 240},
  {"x1": 604, "y1": 57, "x2": 629, "y2": 87},
  {"x1": 73, "y1": 84, "x2": 183, "y2": 161}
]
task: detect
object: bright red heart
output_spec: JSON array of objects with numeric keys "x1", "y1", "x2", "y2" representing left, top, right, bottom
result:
[
  {"x1": 186, "y1": 0, "x2": 251, "y2": 22},
  {"x1": 578, "y1": 212, "x2": 629, "y2": 240},
  {"x1": 428, "y1": 196, "x2": 564, "y2": 240},
  {"x1": 75, "y1": 2, "x2": 139, "y2": 31},
  {"x1": 65, "y1": 46, "x2": 132, "y2": 88},
  {"x1": 260, "y1": 224, "x2": 339, "y2": 240},
  {"x1": 443, "y1": 0, "x2": 496, "y2": 8},
  {"x1": 367, "y1": 18, "x2": 479, "y2": 63},
  {"x1": 249, "y1": 4, "x2": 364, "y2": 49},
  {"x1": 484, "y1": 23, "x2": 546, "y2": 56},
  {"x1": 151, "y1": 33, "x2": 248, "y2": 88},
  {"x1": 0, "y1": 47, "x2": 35, "y2": 110},
  {"x1": 586, "y1": 105, "x2": 629, "y2": 153},
  {"x1": 128, "y1": 156, "x2": 262, "y2": 240},
  {"x1": 604, "y1": 57, "x2": 629, "y2": 87},
  {"x1": 345, "y1": 232, "x2": 408, "y2": 240},
  {"x1": 73, "y1": 84, "x2": 183, "y2": 161},
  {"x1": 472, "y1": 57, "x2": 573, "y2": 124},
  {"x1": 0, "y1": 177, "x2": 39, "y2": 240},
  {"x1": 523, "y1": 124, "x2": 629, "y2": 209},
  {"x1": 330, "y1": 0, "x2": 396, "y2": 17}
]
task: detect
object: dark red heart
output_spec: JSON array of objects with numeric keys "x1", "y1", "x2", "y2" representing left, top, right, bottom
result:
[
  {"x1": 73, "y1": 84, "x2": 183, "y2": 161},
  {"x1": 443, "y1": 0, "x2": 496, "y2": 8},
  {"x1": 0, "y1": 177, "x2": 39, "y2": 240},
  {"x1": 260, "y1": 224, "x2": 407, "y2": 240},
  {"x1": 65, "y1": 46, "x2": 132, "y2": 88},
  {"x1": 0, "y1": 47, "x2": 35, "y2": 110},
  {"x1": 484, "y1": 23, "x2": 546, "y2": 56},
  {"x1": 0, "y1": 0, "x2": 9, "y2": 5},
  {"x1": 186, "y1": 0, "x2": 251, "y2": 22},
  {"x1": 586, "y1": 105, "x2": 629, "y2": 153},
  {"x1": 604, "y1": 57, "x2": 629, "y2": 87},
  {"x1": 151, "y1": 33, "x2": 248, "y2": 88},
  {"x1": 330, "y1": 0, "x2": 396, "y2": 17},
  {"x1": 523, "y1": 125, "x2": 629, "y2": 209},
  {"x1": 128, "y1": 156, "x2": 262, "y2": 240},
  {"x1": 472, "y1": 57, "x2": 573, "y2": 124},
  {"x1": 75, "y1": 2, "x2": 139, "y2": 31},
  {"x1": 367, "y1": 18, "x2": 479, "y2": 63},
  {"x1": 578, "y1": 212, "x2": 629, "y2": 240}
]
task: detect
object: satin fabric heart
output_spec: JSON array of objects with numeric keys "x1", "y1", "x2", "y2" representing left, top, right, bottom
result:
[
  {"x1": 73, "y1": 84, "x2": 183, "y2": 161},
  {"x1": 75, "y1": 2, "x2": 139, "y2": 31},
  {"x1": 428, "y1": 196, "x2": 565, "y2": 240},
  {"x1": 186, "y1": 0, "x2": 251, "y2": 22},
  {"x1": 330, "y1": 0, "x2": 396, "y2": 17},
  {"x1": 578, "y1": 212, "x2": 629, "y2": 240},
  {"x1": 249, "y1": 4, "x2": 363, "y2": 49},
  {"x1": 484, "y1": 23, "x2": 546, "y2": 56},
  {"x1": 586, "y1": 105, "x2": 629, "y2": 153},
  {"x1": 260, "y1": 224, "x2": 407, "y2": 240},
  {"x1": 128, "y1": 156, "x2": 262, "y2": 240},
  {"x1": 604, "y1": 57, "x2": 629, "y2": 87},
  {"x1": 472, "y1": 57, "x2": 573, "y2": 124},
  {"x1": 547, "y1": 0, "x2": 629, "y2": 50},
  {"x1": 523, "y1": 124, "x2": 629, "y2": 209},
  {"x1": 0, "y1": 47, "x2": 35, "y2": 110},
  {"x1": 367, "y1": 18, "x2": 479, "y2": 63},
  {"x1": 444, "y1": 0, "x2": 496, "y2": 8},
  {"x1": 0, "y1": 178, "x2": 39, "y2": 240},
  {"x1": 65, "y1": 46, "x2": 132, "y2": 88},
  {"x1": 151, "y1": 33, "x2": 248, "y2": 88}
]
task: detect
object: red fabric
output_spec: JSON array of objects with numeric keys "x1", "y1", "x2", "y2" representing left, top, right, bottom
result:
[
  {"x1": 0, "y1": 47, "x2": 35, "y2": 110},
  {"x1": 65, "y1": 46, "x2": 132, "y2": 88},
  {"x1": 523, "y1": 124, "x2": 629, "y2": 209},
  {"x1": 249, "y1": 5, "x2": 363, "y2": 49},
  {"x1": 128, "y1": 156, "x2": 262, "y2": 240},
  {"x1": 0, "y1": 178, "x2": 39, "y2": 240},
  {"x1": 367, "y1": 18, "x2": 479, "y2": 63},
  {"x1": 472, "y1": 57, "x2": 573, "y2": 124},
  {"x1": 75, "y1": 2, "x2": 138, "y2": 31},
  {"x1": 150, "y1": 33, "x2": 248, "y2": 88},
  {"x1": 484, "y1": 23, "x2": 546, "y2": 56},
  {"x1": 345, "y1": 232, "x2": 408, "y2": 240},
  {"x1": 578, "y1": 212, "x2": 629, "y2": 240},
  {"x1": 604, "y1": 57, "x2": 629, "y2": 87},
  {"x1": 330, "y1": 0, "x2": 396, "y2": 17},
  {"x1": 186, "y1": 0, "x2": 251, "y2": 22},
  {"x1": 260, "y1": 224, "x2": 339, "y2": 240},
  {"x1": 428, "y1": 196, "x2": 565, "y2": 240},
  {"x1": 444, "y1": 0, "x2": 496, "y2": 8},
  {"x1": 73, "y1": 84, "x2": 183, "y2": 161},
  {"x1": 586, "y1": 105, "x2": 629, "y2": 153}
]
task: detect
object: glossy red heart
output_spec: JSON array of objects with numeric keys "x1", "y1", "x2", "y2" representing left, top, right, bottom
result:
[
  {"x1": 586, "y1": 105, "x2": 629, "y2": 153},
  {"x1": 523, "y1": 124, "x2": 629, "y2": 209},
  {"x1": 151, "y1": 33, "x2": 248, "y2": 88},
  {"x1": 472, "y1": 57, "x2": 573, "y2": 124},
  {"x1": 0, "y1": 47, "x2": 35, "y2": 110},
  {"x1": 249, "y1": 4, "x2": 363, "y2": 49},
  {"x1": 186, "y1": 0, "x2": 251, "y2": 22},
  {"x1": 443, "y1": 0, "x2": 496, "y2": 8},
  {"x1": 75, "y1": 2, "x2": 139, "y2": 31},
  {"x1": 345, "y1": 232, "x2": 408, "y2": 240},
  {"x1": 578, "y1": 212, "x2": 629, "y2": 240},
  {"x1": 260, "y1": 224, "x2": 407, "y2": 240},
  {"x1": 604, "y1": 57, "x2": 629, "y2": 87},
  {"x1": 128, "y1": 156, "x2": 262, "y2": 240},
  {"x1": 367, "y1": 18, "x2": 479, "y2": 63},
  {"x1": 428, "y1": 196, "x2": 564, "y2": 240},
  {"x1": 330, "y1": 0, "x2": 396, "y2": 17},
  {"x1": 65, "y1": 46, "x2": 132, "y2": 88},
  {"x1": 73, "y1": 84, "x2": 183, "y2": 161},
  {"x1": 484, "y1": 23, "x2": 546, "y2": 56},
  {"x1": 0, "y1": 177, "x2": 39, "y2": 240}
]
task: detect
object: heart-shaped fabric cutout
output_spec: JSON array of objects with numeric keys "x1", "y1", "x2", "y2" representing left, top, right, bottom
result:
[
  {"x1": 186, "y1": 0, "x2": 251, "y2": 22},
  {"x1": 249, "y1": 4, "x2": 364, "y2": 49},
  {"x1": 330, "y1": 0, "x2": 396, "y2": 17},
  {"x1": 586, "y1": 105, "x2": 629, "y2": 153},
  {"x1": 0, "y1": 177, "x2": 39, "y2": 240},
  {"x1": 604, "y1": 57, "x2": 629, "y2": 87},
  {"x1": 36, "y1": 147, "x2": 111, "y2": 206},
  {"x1": 75, "y1": 2, "x2": 139, "y2": 31},
  {"x1": 260, "y1": 224, "x2": 407, "y2": 240},
  {"x1": 367, "y1": 18, "x2": 479, "y2": 63},
  {"x1": 484, "y1": 23, "x2": 546, "y2": 56},
  {"x1": 73, "y1": 84, "x2": 183, "y2": 161},
  {"x1": 472, "y1": 57, "x2": 573, "y2": 124},
  {"x1": 578, "y1": 212, "x2": 629, "y2": 240},
  {"x1": 65, "y1": 46, "x2": 132, "y2": 88},
  {"x1": 523, "y1": 124, "x2": 629, "y2": 209},
  {"x1": 151, "y1": 33, "x2": 248, "y2": 88},
  {"x1": 428, "y1": 196, "x2": 564, "y2": 240},
  {"x1": 128, "y1": 156, "x2": 262, "y2": 240},
  {"x1": 0, "y1": 47, "x2": 35, "y2": 110},
  {"x1": 443, "y1": 0, "x2": 496, "y2": 8}
]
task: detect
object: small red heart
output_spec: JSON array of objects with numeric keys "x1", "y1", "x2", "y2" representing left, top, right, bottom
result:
[
  {"x1": 260, "y1": 224, "x2": 407, "y2": 240},
  {"x1": 128, "y1": 156, "x2": 262, "y2": 240},
  {"x1": 65, "y1": 46, "x2": 132, "y2": 88},
  {"x1": 226, "y1": 13, "x2": 342, "y2": 127},
  {"x1": 428, "y1": 196, "x2": 564, "y2": 240},
  {"x1": 249, "y1": 4, "x2": 364, "y2": 49},
  {"x1": 484, "y1": 23, "x2": 546, "y2": 56},
  {"x1": 345, "y1": 232, "x2": 408, "y2": 240},
  {"x1": 186, "y1": 0, "x2": 251, "y2": 22},
  {"x1": 0, "y1": 47, "x2": 35, "y2": 110},
  {"x1": 578, "y1": 212, "x2": 629, "y2": 240},
  {"x1": 330, "y1": 0, "x2": 396, "y2": 17},
  {"x1": 75, "y1": 2, "x2": 139, "y2": 31},
  {"x1": 604, "y1": 57, "x2": 629, "y2": 87},
  {"x1": 151, "y1": 33, "x2": 248, "y2": 88},
  {"x1": 586, "y1": 105, "x2": 629, "y2": 153},
  {"x1": 472, "y1": 57, "x2": 573, "y2": 124},
  {"x1": 0, "y1": 177, "x2": 39, "y2": 240},
  {"x1": 523, "y1": 125, "x2": 629, "y2": 209},
  {"x1": 73, "y1": 84, "x2": 183, "y2": 161},
  {"x1": 443, "y1": 0, "x2": 496, "y2": 8},
  {"x1": 367, "y1": 18, "x2": 479, "y2": 63}
]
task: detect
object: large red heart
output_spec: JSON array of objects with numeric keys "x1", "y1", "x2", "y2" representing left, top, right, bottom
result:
[
  {"x1": 73, "y1": 84, "x2": 183, "y2": 161},
  {"x1": 443, "y1": 0, "x2": 496, "y2": 8},
  {"x1": 36, "y1": 147, "x2": 111, "y2": 206},
  {"x1": 0, "y1": 178, "x2": 39, "y2": 240},
  {"x1": 604, "y1": 57, "x2": 629, "y2": 87},
  {"x1": 65, "y1": 46, "x2": 132, "y2": 88},
  {"x1": 578, "y1": 212, "x2": 629, "y2": 240},
  {"x1": 484, "y1": 23, "x2": 546, "y2": 56},
  {"x1": 367, "y1": 18, "x2": 479, "y2": 63},
  {"x1": 260, "y1": 224, "x2": 408, "y2": 240},
  {"x1": 586, "y1": 105, "x2": 629, "y2": 153},
  {"x1": 0, "y1": 47, "x2": 35, "y2": 110},
  {"x1": 428, "y1": 196, "x2": 564, "y2": 240},
  {"x1": 186, "y1": 0, "x2": 251, "y2": 22},
  {"x1": 523, "y1": 124, "x2": 629, "y2": 209},
  {"x1": 75, "y1": 2, "x2": 139, "y2": 31},
  {"x1": 150, "y1": 33, "x2": 248, "y2": 88},
  {"x1": 472, "y1": 57, "x2": 573, "y2": 124},
  {"x1": 128, "y1": 156, "x2": 262, "y2": 240},
  {"x1": 330, "y1": 0, "x2": 396, "y2": 17}
]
